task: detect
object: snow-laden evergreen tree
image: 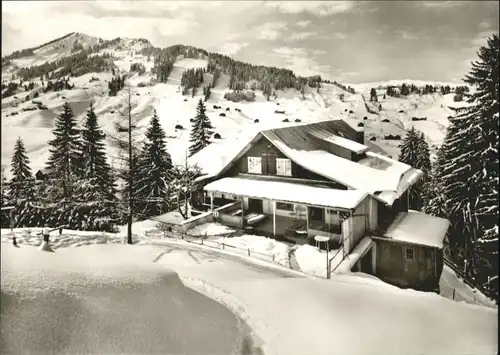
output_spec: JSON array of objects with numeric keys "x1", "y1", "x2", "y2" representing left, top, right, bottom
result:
[
  {"x1": 133, "y1": 110, "x2": 173, "y2": 218},
  {"x1": 416, "y1": 132, "x2": 432, "y2": 175},
  {"x1": 9, "y1": 137, "x2": 35, "y2": 203},
  {"x1": 1, "y1": 168, "x2": 11, "y2": 228},
  {"x1": 398, "y1": 127, "x2": 430, "y2": 210},
  {"x1": 189, "y1": 99, "x2": 213, "y2": 157},
  {"x1": 423, "y1": 147, "x2": 448, "y2": 219},
  {"x1": 67, "y1": 179, "x2": 118, "y2": 232},
  {"x1": 80, "y1": 102, "x2": 116, "y2": 199},
  {"x1": 45, "y1": 102, "x2": 83, "y2": 198},
  {"x1": 428, "y1": 34, "x2": 498, "y2": 298}
]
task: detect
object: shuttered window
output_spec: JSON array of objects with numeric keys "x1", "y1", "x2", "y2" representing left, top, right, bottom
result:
[
  {"x1": 276, "y1": 158, "x2": 292, "y2": 176},
  {"x1": 247, "y1": 157, "x2": 262, "y2": 174}
]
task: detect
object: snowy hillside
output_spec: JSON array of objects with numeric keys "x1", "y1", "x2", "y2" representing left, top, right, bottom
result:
[{"x1": 1, "y1": 33, "x2": 469, "y2": 177}]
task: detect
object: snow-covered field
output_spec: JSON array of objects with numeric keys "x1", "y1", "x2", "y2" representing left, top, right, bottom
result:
[
  {"x1": 1, "y1": 243, "x2": 250, "y2": 355},
  {"x1": 186, "y1": 222, "x2": 236, "y2": 237},
  {"x1": 293, "y1": 244, "x2": 339, "y2": 278},
  {"x1": 1, "y1": 227, "x2": 497, "y2": 355},
  {"x1": 1, "y1": 33, "x2": 469, "y2": 177},
  {"x1": 1, "y1": 227, "x2": 135, "y2": 248},
  {"x1": 440, "y1": 265, "x2": 498, "y2": 309},
  {"x1": 216, "y1": 234, "x2": 291, "y2": 267}
]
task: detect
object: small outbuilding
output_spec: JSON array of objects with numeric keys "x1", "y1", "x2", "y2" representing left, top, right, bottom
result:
[
  {"x1": 35, "y1": 169, "x2": 49, "y2": 181},
  {"x1": 364, "y1": 211, "x2": 450, "y2": 293}
]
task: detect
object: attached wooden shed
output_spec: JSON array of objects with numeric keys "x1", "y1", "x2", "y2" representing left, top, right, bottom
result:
[{"x1": 368, "y1": 211, "x2": 450, "y2": 293}]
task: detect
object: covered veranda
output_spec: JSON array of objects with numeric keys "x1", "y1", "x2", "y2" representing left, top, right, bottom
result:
[{"x1": 203, "y1": 177, "x2": 367, "y2": 241}]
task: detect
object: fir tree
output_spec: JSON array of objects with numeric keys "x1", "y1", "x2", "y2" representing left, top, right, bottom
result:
[
  {"x1": 423, "y1": 147, "x2": 448, "y2": 219},
  {"x1": 427, "y1": 34, "x2": 499, "y2": 296},
  {"x1": 45, "y1": 102, "x2": 83, "y2": 198},
  {"x1": 81, "y1": 102, "x2": 116, "y2": 199},
  {"x1": 189, "y1": 99, "x2": 213, "y2": 157},
  {"x1": 133, "y1": 110, "x2": 173, "y2": 218},
  {"x1": 398, "y1": 127, "x2": 430, "y2": 210},
  {"x1": 68, "y1": 179, "x2": 118, "y2": 232},
  {"x1": 401, "y1": 83, "x2": 410, "y2": 96},
  {"x1": 416, "y1": 132, "x2": 432, "y2": 175},
  {"x1": 1, "y1": 168, "x2": 11, "y2": 228},
  {"x1": 9, "y1": 137, "x2": 35, "y2": 203}
]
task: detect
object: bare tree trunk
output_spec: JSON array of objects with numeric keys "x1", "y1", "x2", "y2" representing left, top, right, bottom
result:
[
  {"x1": 108, "y1": 85, "x2": 140, "y2": 245},
  {"x1": 127, "y1": 91, "x2": 133, "y2": 245},
  {"x1": 177, "y1": 191, "x2": 187, "y2": 219},
  {"x1": 184, "y1": 153, "x2": 189, "y2": 218}
]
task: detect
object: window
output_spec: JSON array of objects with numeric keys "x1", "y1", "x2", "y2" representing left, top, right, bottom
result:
[
  {"x1": 276, "y1": 158, "x2": 292, "y2": 176},
  {"x1": 276, "y1": 202, "x2": 294, "y2": 211},
  {"x1": 405, "y1": 247, "x2": 415, "y2": 261},
  {"x1": 247, "y1": 157, "x2": 262, "y2": 174},
  {"x1": 327, "y1": 209, "x2": 341, "y2": 225}
]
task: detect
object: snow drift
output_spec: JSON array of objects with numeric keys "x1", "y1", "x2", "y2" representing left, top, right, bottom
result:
[{"x1": 0, "y1": 244, "x2": 248, "y2": 355}]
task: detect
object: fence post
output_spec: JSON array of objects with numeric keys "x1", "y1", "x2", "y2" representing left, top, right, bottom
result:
[
  {"x1": 201, "y1": 239, "x2": 204, "y2": 245},
  {"x1": 12, "y1": 236, "x2": 17, "y2": 247},
  {"x1": 248, "y1": 248, "x2": 250, "y2": 256},
  {"x1": 272, "y1": 254, "x2": 275, "y2": 262},
  {"x1": 222, "y1": 242, "x2": 225, "y2": 250},
  {"x1": 452, "y1": 288, "x2": 456, "y2": 300}
]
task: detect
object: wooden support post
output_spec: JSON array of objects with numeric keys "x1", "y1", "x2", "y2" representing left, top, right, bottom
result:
[
  {"x1": 371, "y1": 243, "x2": 377, "y2": 274},
  {"x1": 9, "y1": 208, "x2": 14, "y2": 234},
  {"x1": 407, "y1": 186, "x2": 410, "y2": 211},
  {"x1": 210, "y1": 192, "x2": 214, "y2": 211},
  {"x1": 273, "y1": 200, "x2": 276, "y2": 236},
  {"x1": 240, "y1": 197, "x2": 245, "y2": 228},
  {"x1": 306, "y1": 206, "x2": 309, "y2": 232}
]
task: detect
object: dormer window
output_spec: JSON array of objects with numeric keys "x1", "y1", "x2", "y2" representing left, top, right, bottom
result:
[
  {"x1": 276, "y1": 158, "x2": 292, "y2": 176},
  {"x1": 248, "y1": 157, "x2": 262, "y2": 174}
]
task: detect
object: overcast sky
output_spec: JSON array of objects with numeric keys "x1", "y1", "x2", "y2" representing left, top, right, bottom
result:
[{"x1": 2, "y1": 1, "x2": 498, "y2": 83}]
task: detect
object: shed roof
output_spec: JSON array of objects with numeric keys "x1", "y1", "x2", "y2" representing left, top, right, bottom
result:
[{"x1": 384, "y1": 211, "x2": 450, "y2": 249}]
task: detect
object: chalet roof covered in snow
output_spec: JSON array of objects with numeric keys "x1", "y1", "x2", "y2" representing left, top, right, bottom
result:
[
  {"x1": 384, "y1": 211, "x2": 450, "y2": 249},
  {"x1": 189, "y1": 130, "x2": 260, "y2": 180},
  {"x1": 204, "y1": 177, "x2": 368, "y2": 210},
  {"x1": 305, "y1": 124, "x2": 368, "y2": 154},
  {"x1": 263, "y1": 131, "x2": 422, "y2": 205},
  {"x1": 190, "y1": 119, "x2": 423, "y2": 205}
]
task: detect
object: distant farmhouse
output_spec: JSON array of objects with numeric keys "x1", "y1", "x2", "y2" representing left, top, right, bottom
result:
[
  {"x1": 186, "y1": 119, "x2": 450, "y2": 293},
  {"x1": 35, "y1": 169, "x2": 48, "y2": 181}
]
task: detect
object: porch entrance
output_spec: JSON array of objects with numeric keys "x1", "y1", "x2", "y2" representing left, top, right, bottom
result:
[
  {"x1": 248, "y1": 198, "x2": 263, "y2": 214},
  {"x1": 309, "y1": 206, "x2": 325, "y2": 222}
]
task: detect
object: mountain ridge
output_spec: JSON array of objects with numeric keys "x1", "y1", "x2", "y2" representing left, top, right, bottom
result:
[{"x1": 1, "y1": 32, "x2": 471, "y2": 179}]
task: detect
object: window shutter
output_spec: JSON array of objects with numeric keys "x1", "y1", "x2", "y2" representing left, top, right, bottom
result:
[
  {"x1": 247, "y1": 157, "x2": 262, "y2": 174},
  {"x1": 276, "y1": 158, "x2": 292, "y2": 176},
  {"x1": 285, "y1": 159, "x2": 292, "y2": 176}
]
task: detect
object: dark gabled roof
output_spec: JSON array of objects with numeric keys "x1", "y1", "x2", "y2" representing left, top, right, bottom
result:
[{"x1": 261, "y1": 120, "x2": 366, "y2": 154}]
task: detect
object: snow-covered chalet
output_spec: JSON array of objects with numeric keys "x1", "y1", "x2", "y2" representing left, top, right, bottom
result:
[{"x1": 188, "y1": 119, "x2": 450, "y2": 292}]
